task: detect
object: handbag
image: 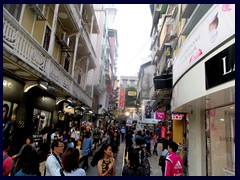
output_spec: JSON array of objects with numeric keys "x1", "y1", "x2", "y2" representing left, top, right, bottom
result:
[{"x1": 158, "y1": 155, "x2": 166, "y2": 166}]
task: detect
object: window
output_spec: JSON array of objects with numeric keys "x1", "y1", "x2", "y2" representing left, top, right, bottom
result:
[
  {"x1": 77, "y1": 73, "x2": 81, "y2": 85},
  {"x1": 4, "y1": 4, "x2": 22, "y2": 21},
  {"x1": 43, "y1": 26, "x2": 51, "y2": 51},
  {"x1": 64, "y1": 55, "x2": 70, "y2": 72},
  {"x1": 206, "y1": 104, "x2": 235, "y2": 175},
  {"x1": 122, "y1": 79, "x2": 128, "y2": 85},
  {"x1": 130, "y1": 80, "x2": 135, "y2": 85}
]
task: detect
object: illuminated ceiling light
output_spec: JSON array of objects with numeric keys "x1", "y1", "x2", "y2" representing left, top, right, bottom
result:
[
  {"x1": 66, "y1": 97, "x2": 73, "y2": 104},
  {"x1": 219, "y1": 118, "x2": 224, "y2": 121},
  {"x1": 81, "y1": 107, "x2": 85, "y2": 110},
  {"x1": 3, "y1": 80, "x2": 7, "y2": 87},
  {"x1": 39, "y1": 81, "x2": 48, "y2": 90},
  {"x1": 89, "y1": 111, "x2": 93, "y2": 114}
]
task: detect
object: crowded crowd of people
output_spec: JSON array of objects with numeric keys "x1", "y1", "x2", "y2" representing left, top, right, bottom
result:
[{"x1": 3, "y1": 112, "x2": 183, "y2": 176}]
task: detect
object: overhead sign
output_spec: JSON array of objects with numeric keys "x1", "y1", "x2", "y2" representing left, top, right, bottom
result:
[
  {"x1": 172, "y1": 112, "x2": 186, "y2": 120},
  {"x1": 127, "y1": 91, "x2": 137, "y2": 96}
]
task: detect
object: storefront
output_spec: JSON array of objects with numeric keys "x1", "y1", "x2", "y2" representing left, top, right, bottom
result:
[
  {"x1": 3, "y1": 75, "x2": 25, "y2": 154},
  {"x1": 172, "y1": 4, "x2": 235, "y2": 176}
]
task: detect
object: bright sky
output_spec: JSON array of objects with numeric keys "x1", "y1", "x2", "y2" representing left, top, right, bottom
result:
[{"x1": 114, "y1": 4, "x2": 152, "y2": 78}]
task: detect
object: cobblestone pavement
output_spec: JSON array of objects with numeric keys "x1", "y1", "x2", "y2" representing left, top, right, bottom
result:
[{"x1": 40, "y1": 141, "x2": 163, "y2": 176}]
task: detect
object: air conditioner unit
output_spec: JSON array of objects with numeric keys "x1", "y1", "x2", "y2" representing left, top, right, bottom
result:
[
  {"x1": 30, "y1": 4, "x2": 46, "y2": 20},
  {"x1": 170, "y1": 29, "x2": 177, "y2": 37},
  {"x1": 59, "y1": 31, "x2": 70, "y2": 47}
]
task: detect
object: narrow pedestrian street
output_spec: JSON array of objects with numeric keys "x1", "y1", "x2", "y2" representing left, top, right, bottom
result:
[
  {"x1": 3, "y1": 4, "x2": 235, "y2": 176},
  {"x1": 40, "y1": 141, "x2": 163, "y2": 176},
  {"x1": 84, "y1": 141, "x2": 162, "y2": 176}
]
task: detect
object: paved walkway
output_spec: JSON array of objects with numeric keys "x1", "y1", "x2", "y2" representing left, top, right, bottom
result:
[{"x1": 40, "y1": 141, "x2": 163, "y2": 176}]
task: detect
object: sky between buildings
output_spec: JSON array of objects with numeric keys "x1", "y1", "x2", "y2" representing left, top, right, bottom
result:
[{"x1": 114, "y1": 4, "x2": 152, "y2": 78}]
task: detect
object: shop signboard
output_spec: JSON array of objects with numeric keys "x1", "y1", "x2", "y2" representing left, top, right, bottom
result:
[
  {"x1": 156, "y1": 110, "x2": 166, "y2": 120},
  {"x1": 205, "y1": 43, "x2": 235, "y2": 89},
  {"x1": 173, "y1": 4, "x2": 235, "y2": 85},
  {"x1": 172, "y1": 112, "x2": 186, "y2": 120},
  {"x1": 127, "y1": 91, "x2": 137, "y2": 96}
]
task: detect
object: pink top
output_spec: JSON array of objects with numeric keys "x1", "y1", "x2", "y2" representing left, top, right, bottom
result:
[
  {"x1": 3, "y1": 151, "x2": 13, "y2": 176},
  {"x1": 165, "y1": 152, "x2": 183, "y2": 176}
]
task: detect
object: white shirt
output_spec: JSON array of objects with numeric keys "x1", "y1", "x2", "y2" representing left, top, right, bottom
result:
[
  {"x1": 70, "y1": 128, "x2": 77, "y2": 139},
  {"x1": 45, "y1": 153, "x2": 61, "y2": 176},
  {"x1": 63, "y1": 168, "x2": 86, "y2": 176}
]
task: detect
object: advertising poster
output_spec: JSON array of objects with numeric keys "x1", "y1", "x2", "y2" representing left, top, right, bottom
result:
[
  {"x1": 142, "y1": 99, "x2": 157, "y2": 124},
  {"x1": 32, "y1": 109, "x2": 52, "y2": 150},
  {"x1": 32, "y1": 109, "x2": 51, "y2": 134},
  {"x1": 126, "y1": 118, "x2": 133, "y2": 127}
]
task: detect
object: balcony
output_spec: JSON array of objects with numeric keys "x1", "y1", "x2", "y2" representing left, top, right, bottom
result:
[
  {"x1": 3, "y1": 8, "x2": 92, "y2": 106},
  {"x1": 153, "y1": 74, "x2": 172, "y2": 90}
]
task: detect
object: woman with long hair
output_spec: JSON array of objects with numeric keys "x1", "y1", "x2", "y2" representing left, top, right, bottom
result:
[
  {"x1": 110, "y1": 131, "x2": 120, "y2": 159},
  {"x1": 61, "y1": 147, "x2": 86, "y2": 176},
  {"x1": 12, "y1": 144, "x2": 41, "y2": 176},
  {"x1": 91, "y1": 142, "x2": 115, "y2": 176}
]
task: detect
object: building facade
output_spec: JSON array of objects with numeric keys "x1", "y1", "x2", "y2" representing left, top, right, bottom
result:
[
  {"x1": 149, "y1": 4, "x2": 235, "y2": 176},
  {"x1": 3, "y1": 4, "x2": 118, "y2": 156}
]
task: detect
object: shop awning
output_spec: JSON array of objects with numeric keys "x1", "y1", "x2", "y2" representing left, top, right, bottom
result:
[{"x1": 153, "y1": 74, "x2": 172, "y2": 90}]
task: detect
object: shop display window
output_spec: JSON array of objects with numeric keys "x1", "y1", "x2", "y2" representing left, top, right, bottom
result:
[{"x1": 206, "y1": 104, "x2": 235, "y2": 176}]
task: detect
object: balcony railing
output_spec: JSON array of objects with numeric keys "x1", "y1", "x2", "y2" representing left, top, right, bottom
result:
[{"x1": 3, "y1": 8, "x2": 92, "y2": 106}]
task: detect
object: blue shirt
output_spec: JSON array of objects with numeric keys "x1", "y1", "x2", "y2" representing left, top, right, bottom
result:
[{"x1": 82, "y1": 137, "x2": 93, "y2": 156}]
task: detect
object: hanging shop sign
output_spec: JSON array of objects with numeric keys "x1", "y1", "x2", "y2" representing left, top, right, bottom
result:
[
  {"x1": 155, "y1": 110, "x2": 166, "y2": 120},
  {"x1": 119, "y1": 88, "x2": 125, "y2": 109},
  {"x1": 172, "y1": 112, "x2": 186, "y2": 120},
  {"x1": 127, "y1": 91, "x2": 137, "y2": 96}
]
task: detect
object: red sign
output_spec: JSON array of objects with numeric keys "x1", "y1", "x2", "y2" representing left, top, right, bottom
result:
[
  {"x1": 172, "y1": 113, "x2": 185, "y2": 120},
  {"x1": 161, "y1": 125, "x2": 167, "y2": 139},
  {"x1": 156, "y1": 110, "x2": 165, "y2": 120},
  {"x1": 119, "y1": 88, "x2": 125, "y2": 108}
]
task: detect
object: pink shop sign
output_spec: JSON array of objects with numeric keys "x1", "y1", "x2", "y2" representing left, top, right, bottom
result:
[{"x1": 156, "y1": 110, "x2": 165, "y2": 120}]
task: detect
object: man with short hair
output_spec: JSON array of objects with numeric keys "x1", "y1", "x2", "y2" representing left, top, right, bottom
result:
[
  {"x1": 164, "y1": 141, "x2": 183, "y2": 176},
  {"x1": 50, "y1": 128, "x2": 61, "y2": 143},
  {"x1": 120, "y1": 127, "x2": 126, "y2": 142},
  {"x1": 45, "y1": 140, "x2": 64, "y2": 176}
]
